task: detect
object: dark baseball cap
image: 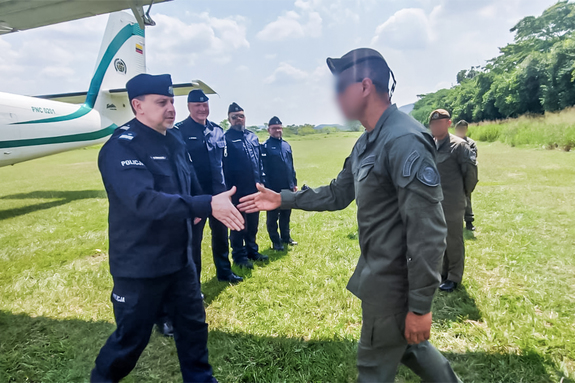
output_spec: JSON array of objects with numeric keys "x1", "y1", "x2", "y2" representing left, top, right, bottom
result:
[
  {"x1": 327, "y1": 48, "x2": 396, "y2": 98},
  {"x1": 429, "y1": 109, "x2": 451, "y2": 123}
]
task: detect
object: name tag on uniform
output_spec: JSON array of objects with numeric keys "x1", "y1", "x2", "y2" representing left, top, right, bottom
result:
[
  {"x1": 232, "y1": 139, "x2": 242, "y2": 143},
  {"x1": 188, "y1": 136, "x2": 198, "y2": 140},
  {"x1": 120, "y1": 159, "x2": 144, "y2": 167},
  {"x1": 151, "y1": 156, "x2": 167, "y2": 160}
]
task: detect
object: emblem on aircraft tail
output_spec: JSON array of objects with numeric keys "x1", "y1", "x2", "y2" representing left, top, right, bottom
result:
[{"x1": 114, "y1": 58, "x2": 127, "y2": 74}]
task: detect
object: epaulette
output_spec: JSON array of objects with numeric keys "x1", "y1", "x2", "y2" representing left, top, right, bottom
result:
[{"x1": 117, "y1": 124, "x2": 136, "y2": 141}]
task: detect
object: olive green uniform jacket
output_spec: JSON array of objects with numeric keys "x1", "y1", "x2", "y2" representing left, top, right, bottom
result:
[
  {"x1": 280, "y1": 105, "x2": 447, "y2": 315},
  {"x1": 435, "y1": 134, "x2": 478, "y2": 218}
]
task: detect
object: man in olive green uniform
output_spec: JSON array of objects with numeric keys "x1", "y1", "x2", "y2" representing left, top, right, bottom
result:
[
  {"x1": 455, "y1": 120, "x2": 478, "y2": 231},
  {"x1": 429, "y1": 110, "x2": 478, "y2": 293},
  {"x1": 238, "y1": 48, "x2": 460, "y2": 382}
]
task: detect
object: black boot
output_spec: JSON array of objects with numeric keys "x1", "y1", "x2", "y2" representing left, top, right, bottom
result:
[
  {"x1": 465, "y1": 221, "x2": 476, "y2": 231},
  {"x1": 155, "y1": 319, "x2": 174, "y2": 337},
  {"x1": 439, "y1": 280, "x2": 458, "y2": 292},
  {"x1": 247, "y1": 252, "x2": 269, "y2": 262},
  {"x1": 218, "y1": 272, "x2": 244, "y2": 284}
]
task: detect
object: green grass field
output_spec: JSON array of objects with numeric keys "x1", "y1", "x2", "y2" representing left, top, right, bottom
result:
[{"x1": 1, "y1": 133, "x2": 574, "y2": 382}]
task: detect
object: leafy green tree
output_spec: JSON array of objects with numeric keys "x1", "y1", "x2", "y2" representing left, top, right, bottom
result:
[
  {"x1": 411, "y1": 1, "x2": 575, "y2": 124},
  {"x1": 220, "y1": 119, "x2": 230, "y2": 130}
]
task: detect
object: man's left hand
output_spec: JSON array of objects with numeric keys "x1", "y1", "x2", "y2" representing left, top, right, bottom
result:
[{"x1": 404, "y1": 311, "x2": 432, "y2": 345}]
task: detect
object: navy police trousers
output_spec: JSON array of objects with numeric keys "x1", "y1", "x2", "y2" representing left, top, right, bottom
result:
[{"x1": 91, "y1": 265, "x2": 216, "y2": 383}]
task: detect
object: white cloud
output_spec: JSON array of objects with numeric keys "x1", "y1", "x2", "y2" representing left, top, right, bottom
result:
[
  {"x1": 147, "y1": 13, "x2": 249, "y2": 65},
  {"x1": 264, "y1": 62, "x2": 328, "y2": 84},
  {"x1": 371, "y1": 8, "x2": 433, "y2": 50},
  {"x1": 257, "y1": 6, "x2": 322, "y2": 41},
  {"x1": 264, "y1": 62, "x2": 309, "y2": 83}
]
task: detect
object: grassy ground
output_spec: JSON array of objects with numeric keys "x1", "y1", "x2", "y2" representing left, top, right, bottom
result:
[
  {"x1": 0, "y1": 132, "x2": 574, "y2": 382},
  {"x1": 468, "y1": 107, "x2": 575, "y2": 151}
]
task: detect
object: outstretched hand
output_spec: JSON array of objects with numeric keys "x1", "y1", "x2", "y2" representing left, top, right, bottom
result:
[
  {"x1": 211, "y1": 186, "x2": 245, "y2": 231},
  {"x1": 237, "y1": 183, "x2": 282, "y2": 213}
]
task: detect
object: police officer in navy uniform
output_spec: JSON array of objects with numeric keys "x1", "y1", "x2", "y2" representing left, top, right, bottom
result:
[
  {"x1": 91, "y1": 74, "x2": 244, "y2": 383},
  {"x1": 261, "y1": 116, "x2": 298, "y2": 251},
  {"x1": 175, "y1": 90, "x2": 243, "y2": 284},
  {"x1": 223, "y1": 102, "x2": 268, "y2": 269}
]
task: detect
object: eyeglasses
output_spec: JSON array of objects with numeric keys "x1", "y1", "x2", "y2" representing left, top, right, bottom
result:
[{"x1": 230, "y1": 114, "x2": 245, "y2": 120}]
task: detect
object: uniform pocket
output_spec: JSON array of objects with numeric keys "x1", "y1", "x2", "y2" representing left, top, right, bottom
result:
[{"x1": 357, "y1": 163, "x2": 374, "y2": 182}]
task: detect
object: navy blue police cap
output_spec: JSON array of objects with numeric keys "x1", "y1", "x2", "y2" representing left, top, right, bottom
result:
[
  {"x1": 228, "y1": 102, "x2": 244, "y2": 114},
  {"x1": 126, "y1": 73, "x2": 174, "y2": 100},
  {"x1": 269, "y1": 116, "x2": 282, "y2": 126},
  {"x1": 327, "y1": 48, "x2": 396, "y2": 98},
  {"x1": 188, "y1": 89, "x2": 209, "y2": 103}
]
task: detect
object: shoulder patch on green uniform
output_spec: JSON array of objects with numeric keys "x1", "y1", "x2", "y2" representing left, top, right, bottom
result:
[
  {"x1": 403, "y1": 150, "x2": 420, "y2": 177},
  {"x1": 417, "y1": 162, "x2": 440, "y2": 187}
]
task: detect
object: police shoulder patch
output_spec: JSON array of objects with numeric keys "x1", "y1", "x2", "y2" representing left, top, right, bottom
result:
[
  {"x1": 403, "y1": 150, "x2": 420, "y2": 177},
  {"x1": 417, "y1": 163, "x2": 440, "y2": 187}
]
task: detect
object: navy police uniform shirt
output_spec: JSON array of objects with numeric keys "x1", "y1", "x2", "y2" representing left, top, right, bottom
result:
[
  {"x1": 174, "y1": 117, "x2": 227, "y2": 196},
  {"x1": 261, "y1": 136, "x2": 297, "y2": 192},
  {"x1": 98, "y1": 118, "x2": 212, "y2": 279},
  {"x1": 223, "y1": 128, "x2": 264, "y2": 203}
]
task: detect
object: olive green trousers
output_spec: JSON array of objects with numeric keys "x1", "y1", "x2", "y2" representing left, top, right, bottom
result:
[
  {"x1": 357, "y1": 303, "x2": 461, "y2": 383},
  {"x1": 442, "y1": 210, "x2": 466, "y2": 284}
]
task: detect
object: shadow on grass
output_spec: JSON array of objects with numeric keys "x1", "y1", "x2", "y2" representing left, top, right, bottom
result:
[
  {"x1": 203, "y1": 246, "x2": 291, "y2": 306},
  {"x1": 0, "y1": 190, "x2": 105, "y2": 220},
  {"x1": 432, "y1": 284, "x2": 483, "y2": 323},
  {"x1": 1, "y1": 310, "x2": 570, "y2": 383}
]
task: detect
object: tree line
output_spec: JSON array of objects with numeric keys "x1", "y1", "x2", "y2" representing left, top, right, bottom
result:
[{"x1": 411, "y1": 1, "x2": 575, "y2": 125}]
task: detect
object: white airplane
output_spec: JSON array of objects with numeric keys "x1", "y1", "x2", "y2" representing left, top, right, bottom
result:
[{"x1": 0, "y1": 1, "x2": 215, "y2": 167}]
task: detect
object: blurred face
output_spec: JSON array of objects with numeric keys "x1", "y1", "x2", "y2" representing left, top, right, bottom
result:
[
  {"x1": 188, "y1": 101, "x2": 210, "y2": 124},
  {"x1": 268, "y1": 124, "x2": 283, "y2": 139},
  {"x1": 335, "y1": 70, "x2": 368, "y2": 121},
  {"x1": 455, "y1": 126, "x2": 468, "y2": 138},
  {"x1": 429, "y1": 119, "x2": 451, "y2": 140},
  {"x1": 132, "y1": 95, "x2": 176, "y2": 134},
  {"x1": 228, "y1": 111, "x2": 246, "y2": 130}
]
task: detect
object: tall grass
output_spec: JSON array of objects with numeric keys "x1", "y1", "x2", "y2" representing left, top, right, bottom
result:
[{"x1": 468, "y1": 108, "x2": 575, "y2": 151}]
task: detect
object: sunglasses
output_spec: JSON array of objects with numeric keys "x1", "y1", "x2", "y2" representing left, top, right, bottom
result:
[{"x1": 230, "y1": 114, "x2": 245, "y2": 120}]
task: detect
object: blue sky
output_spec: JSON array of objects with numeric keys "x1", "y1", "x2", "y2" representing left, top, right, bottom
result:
[{"x1": 0, "y1": 0, "x2": 557, "y2": 126}]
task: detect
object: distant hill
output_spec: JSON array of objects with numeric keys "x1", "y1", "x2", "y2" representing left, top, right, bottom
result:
[{"x1": 399, "y1": 103, "x2": 415, "y2": 115}]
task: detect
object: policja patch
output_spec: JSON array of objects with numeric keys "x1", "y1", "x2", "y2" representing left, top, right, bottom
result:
[{"x1": 417, "y1": 163, "x2": 440, "y2": 187}]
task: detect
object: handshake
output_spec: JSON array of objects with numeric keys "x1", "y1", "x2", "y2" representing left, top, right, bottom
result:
[{"x1": 210, "y1": 183, "x2": 282, "y2": 231}]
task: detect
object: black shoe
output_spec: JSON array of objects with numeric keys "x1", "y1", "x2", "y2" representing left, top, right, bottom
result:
[
  {"x1": 218, "y1": 273, "x2": 244, "y2": 284},
  {"x1": 465, "y1": 221, "x2": 476, "y2": 231},
  {"x1": 234, "y1": 260, "x2": 254, "y2": 269},
  {"x1": 439, "y1": 280, "x2": 458, "y2": 292},
  {"x1": 283, "y1": 238, "x2": 298, "y2": 246},
  {"x1": 156, "y1": 320, "x2": 174, "y2": 337},
  {"x1": 272, "y1": 242, "x2": 285, "y2": 251},
  {"x1": 247, "y1": 252, "x2": 269, "y2": 262}
]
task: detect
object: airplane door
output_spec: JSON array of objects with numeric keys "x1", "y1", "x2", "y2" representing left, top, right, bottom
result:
[{"x1": 0, "y1": 112, "x2": 21, "y2": 167}]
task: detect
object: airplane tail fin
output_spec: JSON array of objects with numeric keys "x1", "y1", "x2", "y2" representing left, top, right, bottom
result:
[{"x1": 89, "y1": 11, "x2": 146, "y2": 124}]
